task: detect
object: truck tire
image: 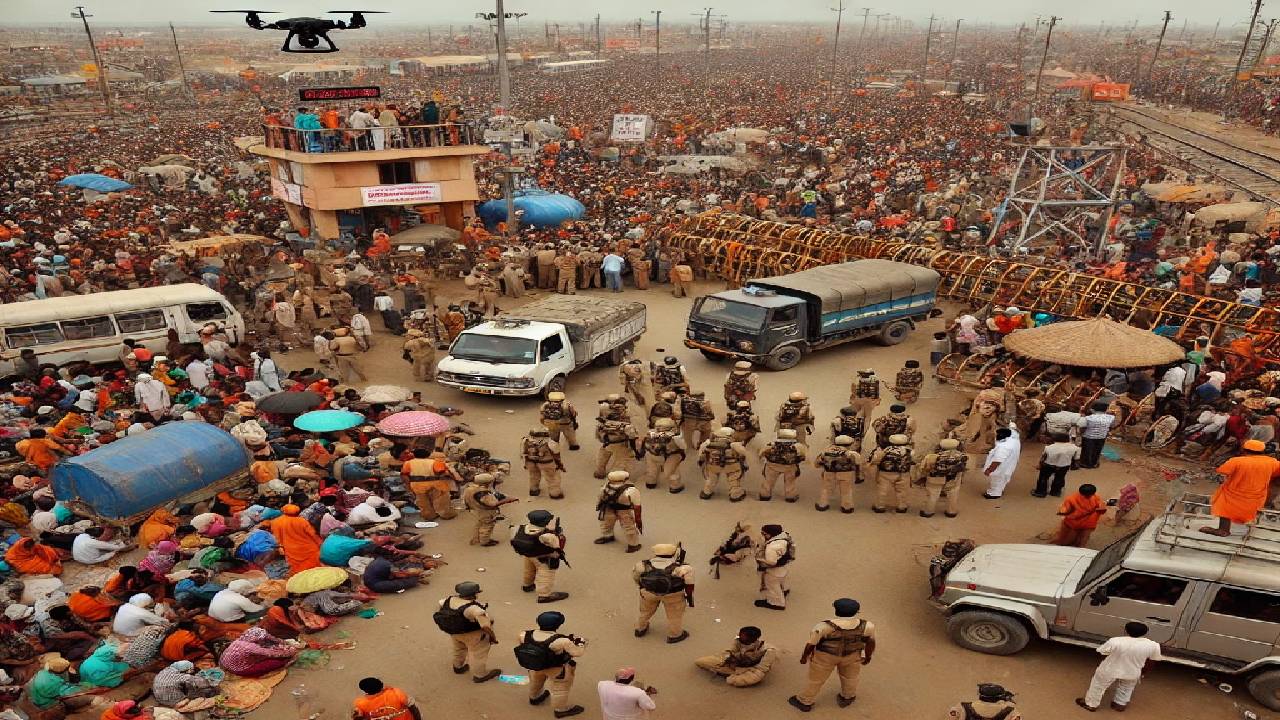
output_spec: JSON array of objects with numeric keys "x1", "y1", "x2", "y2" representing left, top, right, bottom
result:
[
  {"x1": 876, "y1": 320, "x2": 912, "y2": 346},
  {"x1": 606, "y1": 344, "x2": 630, "y2": 366},
  {"x1": 543, "y1": 375, "x2": 567, "y2": 398},
  {"x1": 765, "y1": 345, "x2": 803, "y2": 371},
  {"x1": 700, "y1": 350, "x2": 723, "y2": 362},
  {"x1": 946, "y1": 610, "x2": 1030, "y2": 656},
  {"x1": 1248, "y1": 669, "x2": 1280, "y2": 710}
]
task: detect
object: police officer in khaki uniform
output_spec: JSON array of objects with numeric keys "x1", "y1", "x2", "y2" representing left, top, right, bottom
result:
[
  {"x1": 473, "y1": 266, "x2": 500, "y2": 316},
  {"x1": 813, "y1": 436, "x2": 861, "y2": 513},
  {"x1": 521, "y1": 429, "x2": 564, "y2": 498},
  {"x1": 871, "y1": 404, "x2": 916, "y2": 449},
  {"x1": 631, "y1": 253, "x2": 652, "y2": 290},
  {"x1": 850, "y1": 368, "x2": 882, "y2": 419},
  {"x1": 510, "y1": 510, "x2": 568, "y2": 603},
  {"x1": 867, "y1": 434, "x2": 916, "y2": 513},
  {"x1": 539, "y1": 392, "x2": 579, "y2": 450},
  {"x1": 755, "y1": 524, "x2": 794, "y2": 610},
  {"x1": 694, "y1": 625, "x2": 779, "y2": 687},
  {"x1": 554, "y1": 251, "x2": 579, "y2": 295},
  {"x1": 758, "y1": 429, "x2": 806, "y2": 502},
  {"x1": 830, "y1": 406, "x2": 868, "y2": 454},
  {"x1": 435, "y1": 581, "x2": 500, "y2": 682},
  {"x1": 647, "y1": 391, "x2": 680, "y2": 429},
  {"x1": 789, "y1": 598, "x2": 875, "y2": 712},
  {"x1": 678, "y1": 390, "x2": 716, "y2": 452},
  {"x1": 535, "y1": 244, "x2": 558, "y2": 289},
  {"x1": 578, "y1": 247, "x2": 602, "y2": 289},
  {"x1": 723, "y1": 361, "x2": 758, "y2": 406},
  {"x1": 402, "y1": 329, "x2": 436, "y2": 382},
  {"x1": 650, "y1": 356, "x2": 689, "y2": 395},
  {"x1": 516, "y1": 611, "x2": 585, "y2": 717},
  {"x1": 917, "y1": 438, "x2": 968, "y2": 518},
  {"x1": 698, "y1": 427, "x2": 750, "y2": 501},
  {"x1": 725, "y1": 400, "x2": 761, "y2": 445},
  {"x1": 329, "y1": 327, "x2": 368, "y2": 383},
  {"x1": 462, "y1": 473, "x2": 516, "y2": 545},
  {"x1": 892, "y1": 359, "x2": 925, "y2": 403},
  {"x1": 775, "y1": 392, "x2": 815, "y2": 446},
  {"x1": 640, "y1": 418, "x2": 687, "y2": 492},
  {"x1": 618, "y1": 359, "x2": 647, "y2": 406},
  {"x1": 594, "y1": 413, "x2": 639, "y2": 479},
  {"x1": 594, "y1": 470, "x2": 642, "y2": 552},
  {"x1": 633, "y1": 543, "x2": 694, "y2": 643}
]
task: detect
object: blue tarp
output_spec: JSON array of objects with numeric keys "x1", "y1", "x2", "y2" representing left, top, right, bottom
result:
[
  {"x1": 51, "y1": 423, "x2": 250, "y2": 520},
  {"x1": 57, "y1": 173, "x2": 133, "y2": 193},
  {"x1": 477, "y1": 190, "x2": 585, "y2": 229}
]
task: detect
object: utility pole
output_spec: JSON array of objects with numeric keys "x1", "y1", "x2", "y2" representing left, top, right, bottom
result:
[
  {"x1": 594, "y1": 14, "x2": 601, "y2": 57},
  {"x1": 476, "y1": 2, "x2": 525, "y2": 112},
  {"x1": 920, "y1": 13, "x2": 936, "y2": 94},
  {"x1": 636, "y1": 18, "x2": 642, "y2": 42},
  {"x1": 1032, "y1": 15, "x2": 1060, "y2": 112},
  {"x1": 651, "y1": 10, "x2": 662, "y2": 68},
  {"x1": 1251, "y1": 18, "x2": 1280, "y2": 72},
  {"x1": 945, "y1": 18, "x2": 961, "y2": 85},
  {"x1": 695, "y1": 8, "x2": 715, "y2": 108},
  {"x1": 427, "y1": 26, "x2": 433, "y2": 53},
  {"x1": 1211, "y1": 17, "x2": 1221, "y2": 44},
  {"x1": 72, "y1": 6, "x2": 111, "y2": 115},
  {"x1": 1234, "y1": 0, "x2": 1264, "y2": 86},
  {"x1": 168, "y1": 22, "x2": 192, "y2": 100},
  {"x1": 856, "y1": 7, "x2": 872, "y2": 50},
  {"x1": 831, "y1": 0, "x2": 846, "y2": 98},
  {"x1": 1148, "y1": 10, "x2": 1172, "y2": 87}
]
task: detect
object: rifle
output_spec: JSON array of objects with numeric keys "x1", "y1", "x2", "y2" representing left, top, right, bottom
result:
[
  {"x1": 552, "y1": 515, "x2": 571, "y2": 569},
  {"x1": 708, "y1": 523, "x2": 748, "y2": 579},
  {"x1": 676, "y1": 543, "x2": 694, "y2": 607}
]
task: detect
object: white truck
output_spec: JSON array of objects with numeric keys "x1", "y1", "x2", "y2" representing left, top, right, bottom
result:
[{"x1": 436, "y1": 296, "x2": 646, "y2": 397}]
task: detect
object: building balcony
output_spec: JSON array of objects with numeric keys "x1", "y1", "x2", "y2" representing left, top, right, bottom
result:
[{"x1": 250, "y1": 123, "x2": 490, "y2": 163}]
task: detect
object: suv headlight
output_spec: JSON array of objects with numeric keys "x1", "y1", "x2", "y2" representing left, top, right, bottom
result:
[
  {"x1": 737, "y1": 340, "x2": 755, "y2": 351},
  {"x1": 507, "y1": 377, "x2": 535, "y2": 388}
]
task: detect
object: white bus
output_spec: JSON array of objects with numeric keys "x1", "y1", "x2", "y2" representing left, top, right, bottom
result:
[{"x1": 0, "y1": 284, "x2": 245, "y2": 377}]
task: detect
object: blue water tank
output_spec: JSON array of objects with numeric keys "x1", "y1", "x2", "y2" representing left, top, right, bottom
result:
[
  {"x1": 51, "y1": 423, "x2": 250, "y2": 521},
  {"x1": 477, "y1": 190, "x2": 585, "y2": 229}
]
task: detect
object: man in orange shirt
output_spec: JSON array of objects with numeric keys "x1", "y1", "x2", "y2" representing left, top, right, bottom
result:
[
  {"x1": 15, "y1": 428, "x2": 69, "y2": 473},
  {"x1": 352, "y1": 677, "x2": 421, "y2": 720},
  {"x1": 1053, "y1": 484, "x2": 1108, "y2": 547},
  {"x1": 1201, "y1": 440, "x2": 1280, "y2": 537}
]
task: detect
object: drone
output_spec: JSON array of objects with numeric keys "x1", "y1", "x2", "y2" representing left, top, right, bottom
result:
[{"x1": 210, "y1": 10, "x2": 386, "y2": 53}]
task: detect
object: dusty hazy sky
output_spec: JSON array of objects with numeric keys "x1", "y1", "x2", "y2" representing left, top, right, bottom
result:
[{"x1": 3, "y1": 0, "x2": 1257, "y2": 28}]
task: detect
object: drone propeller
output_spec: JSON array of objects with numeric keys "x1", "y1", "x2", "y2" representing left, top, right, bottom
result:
[
  {"x1": 208, "y1": 9, "x2": 280, "y2": 12},
  {"x1": 327, "y1": 10, "x2": 390, "y2": 12}
]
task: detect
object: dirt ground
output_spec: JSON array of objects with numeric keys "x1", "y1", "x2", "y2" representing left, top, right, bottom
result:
[{"x1": 257, "y1": 280, "x2": 1254, "y2": 720}]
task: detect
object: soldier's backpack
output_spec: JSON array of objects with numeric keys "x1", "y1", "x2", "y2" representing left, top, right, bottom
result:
[
  {"x1": 655, "y1": 365, "x2": 683, "y2": 386},
  {"x1": 765, "y1": 440, "x2": 800, "y2": 465},
  {"x1": 638, "y1": 560, "x2": 686, "y2": 594},
  {"x1": 855, "y1": 377, "x2": 880, "y2": 398},
  {"x1": 514, "y1": 631, "x2": 570, "y2": 671},
  {"x1": 836, "y1": 415, "x2": 866, "y2": 438},
  {"x1": 896, "y1": 368, "x2": 923, "y2": 388},
  {"x1": 878, "y1": 446, "x2": 914, "y2": 473},
  {"x1": 601, "y1": 420, "x2": 629, "y2": 444},
  {"x1": 932, "y1": 451, "x2": 968, "y2": 477},
  {"x1": 820, "y1": 449, "x2": 856, "y2": 472},
  {"x1": 541, "y1": 401, "x2": 565, "y2": 421},
  {"x1": 432, "y1": 597, "x2": 482, "y2": 635},
  {"x1": 778, "y1": 402, "x2": 804, "y2": 423}
]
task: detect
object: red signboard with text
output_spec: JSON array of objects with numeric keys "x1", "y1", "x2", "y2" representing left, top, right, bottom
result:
[{"x1": 1090, "y1": 83, "x2": 1130, "y2": 102}]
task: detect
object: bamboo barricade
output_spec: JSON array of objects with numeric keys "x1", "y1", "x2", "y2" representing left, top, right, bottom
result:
[{"x1": 656, "y1": 214, "x2": 1280, "y2": 365}]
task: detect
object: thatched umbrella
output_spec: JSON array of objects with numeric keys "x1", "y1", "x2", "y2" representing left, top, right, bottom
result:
[{"x1": 1002, "y1": 317, "x2": 1185, "y2": 369}]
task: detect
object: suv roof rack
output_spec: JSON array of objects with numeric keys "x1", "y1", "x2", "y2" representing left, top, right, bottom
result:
[{"x1": 1153, "y1": 493, "x2": 1280, "y2": 562}]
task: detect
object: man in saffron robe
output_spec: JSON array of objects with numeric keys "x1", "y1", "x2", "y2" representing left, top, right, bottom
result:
[
  {"x1": 269, "y1": 504, "x2": 323, "y2": 574},
  {"x1": 1201, "y1": 439, "x2": 1280, "y2": 537}
]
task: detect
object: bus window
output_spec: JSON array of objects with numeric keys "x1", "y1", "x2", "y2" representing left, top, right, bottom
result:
[
  {"x1": 116, "y1": 309, "x2": 167, "y2": 334},
  {"x1": 60, "y1": 316, "x2": 117, "y2": 341},
  {"x1": 186, "y1": 302, "x2": 227, "y2": 322},
  {"x1": 6, "y1": 323, "x2": 65, "y2": 348}
]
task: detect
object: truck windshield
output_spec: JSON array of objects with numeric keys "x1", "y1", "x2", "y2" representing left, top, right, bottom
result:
[
  {"x1": 1076, "y1": 519, "x2": 1151, "y2": 592},
  {"x1": 694, "y1": 297, "x2": 768, "y2": 329},
  {"x1": 450, "y1": 334, "x2": 537, "y2": 364}
]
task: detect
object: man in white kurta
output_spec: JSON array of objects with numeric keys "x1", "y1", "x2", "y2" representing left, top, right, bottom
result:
[
  {"x1": 597, "y1": 668, "x2": 655, "y2": 720},
  {"x1": 982, "y1": 424, "x2": 1021, "y2": 498}
]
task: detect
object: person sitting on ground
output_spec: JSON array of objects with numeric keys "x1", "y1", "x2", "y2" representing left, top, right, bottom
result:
[
  {"x1": 151, "y1": 659, "x2": 219, "y2": 711},
  {"x1": 218, "y1": 627, "x2": 300, "y2": 677}
]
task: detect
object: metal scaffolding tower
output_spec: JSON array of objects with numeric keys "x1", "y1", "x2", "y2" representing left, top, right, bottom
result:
[{"x1": 992, "y1": 144, "x2": 1127, "y2": 255}]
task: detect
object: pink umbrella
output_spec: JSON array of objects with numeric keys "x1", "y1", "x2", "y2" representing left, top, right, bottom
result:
[{"x1": 377, "y1": 410, "x2": 451, "y2": 437}]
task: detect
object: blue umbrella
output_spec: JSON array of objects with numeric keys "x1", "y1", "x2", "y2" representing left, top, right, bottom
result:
[
  {"x1": 57, "y1": 173, "x2": 133, "y2": 193},
  {"x1": 293, "y1": 409, "x2": 364, "y2": 433}
]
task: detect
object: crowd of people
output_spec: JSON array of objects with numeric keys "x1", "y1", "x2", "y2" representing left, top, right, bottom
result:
[{"x1": 0, "y1": 26, "x2": 1279, "y2": 719}]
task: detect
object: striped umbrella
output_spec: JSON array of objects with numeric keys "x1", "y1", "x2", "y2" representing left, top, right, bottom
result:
[{"x1": 377, "y1": 410, "x2": 450, "y2": 437}]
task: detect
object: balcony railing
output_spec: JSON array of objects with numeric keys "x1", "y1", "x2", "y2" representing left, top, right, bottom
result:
[{"x1": 262, "y1": 122, "x2": 478, "y2": 153}]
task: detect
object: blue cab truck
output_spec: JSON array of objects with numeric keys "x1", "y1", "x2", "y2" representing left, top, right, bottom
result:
[{"x1": 684, "y1": 259, "x2": 941, "y2": 370}]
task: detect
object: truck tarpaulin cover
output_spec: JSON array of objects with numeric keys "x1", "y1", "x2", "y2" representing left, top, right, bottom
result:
[
  {"x1": 52, "y1": 423, "x2": 251, "y2": 520},
  {"x1": 501, "y1": 295, "x2": 645, "y2": 344},
  {"x1": 748, "y1": 260, "x2": 940, "y2": 315}
]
